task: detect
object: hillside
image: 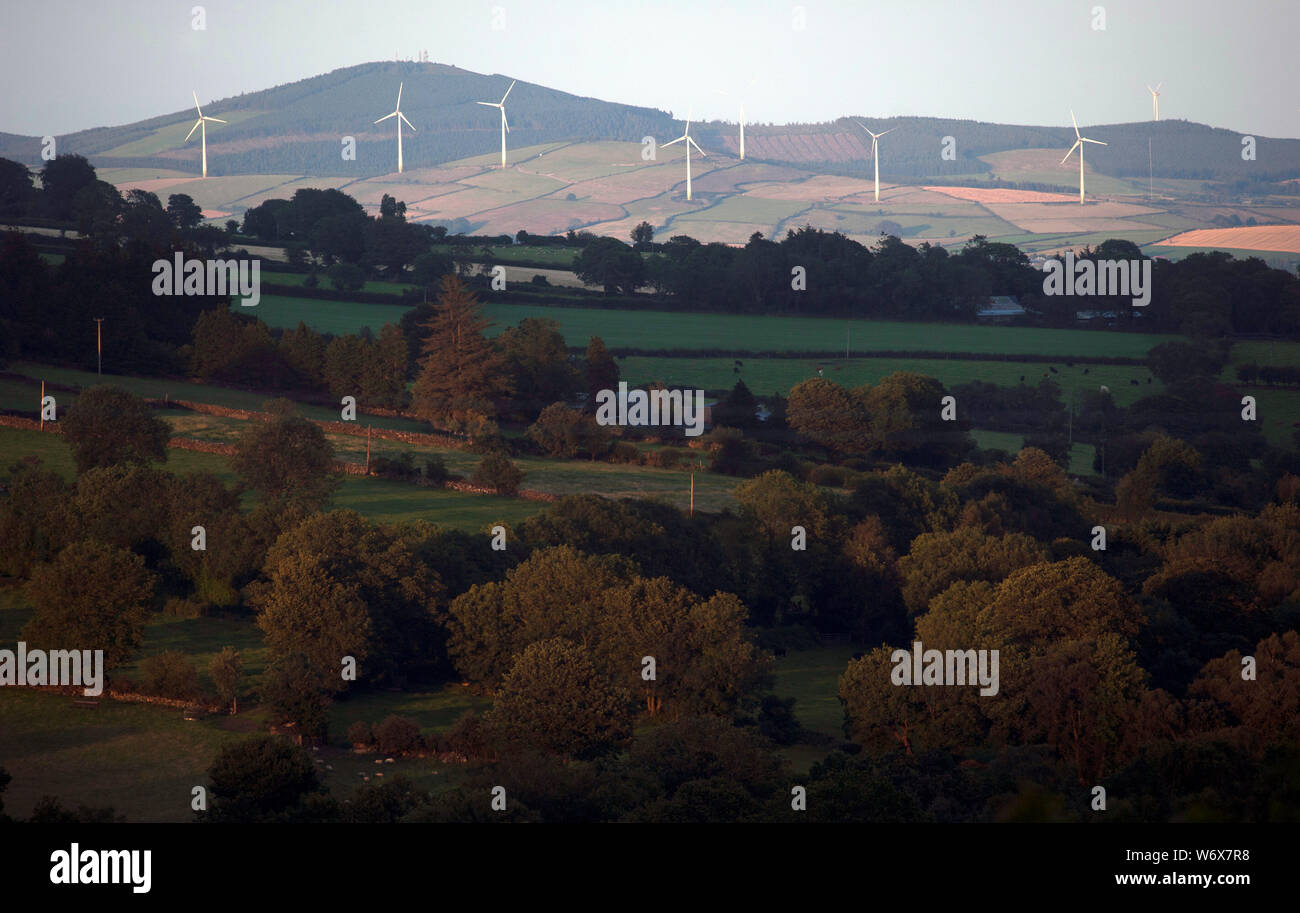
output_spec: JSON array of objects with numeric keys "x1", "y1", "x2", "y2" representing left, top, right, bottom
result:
[{"x1": 5, "y1": 61, "x2": 1299, "y2": 186}]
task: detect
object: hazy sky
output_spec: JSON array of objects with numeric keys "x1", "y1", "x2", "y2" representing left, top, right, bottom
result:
[{"x1": 1, "y1": 0, "x2": 1296, "y2": 138}]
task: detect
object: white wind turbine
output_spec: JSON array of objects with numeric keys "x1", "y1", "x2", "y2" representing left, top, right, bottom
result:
[
  {"x1": 185, "y1": 91, "x2": 226, "y2": 178},
  {"x1": 477, "y1": 79, "x2": 516, "y2": 168},
  {"x1": 663, "y1": 113, "x2": 708, "y2": 201},
  {"x1": 716, "y1": 77, "x2": 757, "y2": 160},
  {"x1": 374, "y1": 82, "x2": 416, "y2": 174},
  {"x1": 1147, "y1": 82, "x2": 1163, "y2": 121},
  {"x1": 1062, "y1": 109, "x2": 1107, "y2": 205},
  {"x1": 858, "y1": 122, "x2": 896, "y2": 202}
]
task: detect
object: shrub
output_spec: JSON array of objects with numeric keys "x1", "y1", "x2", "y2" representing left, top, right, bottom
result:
[
  {"x1": 138, "y1": 650, "x2": 200, "y2": 701},
  {"x1": 423, "y1": 455, "x2": 449, "y2": 487},
  {"x1": 807, "y1": 464, "x2": 847, "y2": 487},
  {"x1": 370, "y1": 452, "x2": 417, "y2": 480},
  {"x1": 346, "y1": 721, "x2": 374, "y2": 747},
  {"x1": 445, "y1": 711, "x2": 491, "y2": 759},
  {"x1": 608, "y1": 441, "x2": 641, "y2": 464},
  {"x1": 471, "y1": 453, "x2": 524, "y2": 494},
  {"x1": 373, "y1": 715, "x2": 423, "y2": 755}
]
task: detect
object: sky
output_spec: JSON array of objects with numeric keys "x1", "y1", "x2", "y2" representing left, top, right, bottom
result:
[{"x1": 1, "y1": 0, "x2": 1296, "y2": 139}]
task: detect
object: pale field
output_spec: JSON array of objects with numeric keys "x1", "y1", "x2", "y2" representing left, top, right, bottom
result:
[
  {"x1": 924, "y1": 185, "x2": 1080, "y2": 204},
  {"x1": 1156, "y1": 225, "x2": 1300, "y2": 254},
  {"x1": 100, "y1": 110, "x2": 263, "y2": 157},
  {"x1": 745, "y1": 174, "x2": 881, "y2": 201},
  {"x1": 472, "y1": 197, "x2": 629, "y2": 235}
]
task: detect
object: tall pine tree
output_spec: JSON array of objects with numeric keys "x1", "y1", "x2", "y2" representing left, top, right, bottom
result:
[{"x1": 411, "y1": 275, "x2": 510, "y2": 423}]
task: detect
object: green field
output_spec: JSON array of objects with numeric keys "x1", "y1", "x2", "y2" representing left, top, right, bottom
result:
[{"x1": 622, "y1": 355, "x2": 1161, "y2": 404}]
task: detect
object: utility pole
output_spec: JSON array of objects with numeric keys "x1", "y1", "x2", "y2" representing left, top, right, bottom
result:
[
  {"x1": 39, "y1": 380, "x2": 44, "y2": 430},
  {"x1": 365, "y1": 425, "x2": 372, "y2": 474},
  {"x1": 93, "y1": 317, "x2": 105, "y2": 375}
]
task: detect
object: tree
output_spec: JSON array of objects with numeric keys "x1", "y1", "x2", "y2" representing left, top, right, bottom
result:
[
  {"x1": 897, "y1": 527, "x2": 1049, "y2": 616},
  {"x1": 202, "y1": 736, "x2": 328, "y2": 822},
  {"x1": 0, "y1": 157, "x2": 34, "y2": 216},
  {"x1": 630, "y1": 221, "x2": 654, "y2": 248},
  {"x1": 22, "y1": 540, "x2": 156, "y2": 671},
  {"x1": 326, "y1": 261, "x2": 366, "y2": 291},
  {"x1": 471, "y1": 452, "x2": 524, "y2": 494},
  {"x1": 583, "y1": 335, "x2": 619, "y2": 407},
  {"x1": 166, "y1": 193, "x2": 203, "y2": 230},
  {"x1": 60, "y1": 385, "x2": 170, "y2": 474},
  {"x1": 1147, "y1": 340, "x2": 1227, "y2": 386},
  {"x1": 786, "y1": 378, "x2": 871, "y2": 455},
  {"x1": 210, "y1": 646, "x2": 243, "y2": 714},
  {"x1": 230, "y1": 401, "x2": 337, "y2": 508},
  {"x1": 981, "y1": 557, "x2": 1141, "y2": 648},
  {"x1": 485, "y1": 638, "x2": 632, "y2": 759},
  {"x1": 573, "y1": 237, "x2": 645, "y2": 294},
  {"x1": 498, "y1": 317, "x2": 580, "y2": 411},
  {"x1": 527, "y1": 402, "x2": 585, "y2": 457},
  {"x1": 410, "y1": 275, "x2": 511, "y2": 423},
  {"x1": 139, "y1": 650, "x2": 200, "y2": 700},
  {"x1": 39, "y1": 154, "x2": 97, "y2": 219}
]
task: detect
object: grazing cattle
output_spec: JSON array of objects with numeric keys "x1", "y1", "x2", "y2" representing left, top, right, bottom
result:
[
  {"x1": 1083, "y1": 368, "x2": 1089, "y2": 375},
  {"x1": 1049, "y1": 366, "x2": 1059, "y2": 374},
  {"x1": 1130, "y1": 379, "x2": 1140, "y2": 385},
  {"x1": 1019, "y1": 375, "x2": 1025, "y2": 382},
  {"x1": 1147, "y1": 377, "x2": 1153, "y2": 383}
]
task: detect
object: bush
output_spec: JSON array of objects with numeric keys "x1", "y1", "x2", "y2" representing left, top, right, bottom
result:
[
  {"x1": 647, "y1": 448, "x2": 680, "y2": 469},
  {"x1": 445, "y1": 711, "x2": 491, "y2": 759},
  {"x1": 807, "y1": 464, "x2": 847, "y2": 487},
  {"x1": 423, "y1": 455, "x2": 449, "y2": 487},
  {"x1": 327, "y1": 262, "x2": 366, "y2": 292},
  {"x1": 138, "y1": 650, "x2": 200, "y2": 701},
  {"x1": 373, "y1": 715, "x2": 423, "y2": 755},
  {"x1": 163, "y1": 597, "x2": 205, "y2": 619},
  {"x1": 471, "y1": 453, "x2": 524, "y2": 494},
  {"x1": 608, "y1": 441, "x2": 641, "y2": 464},
  {"x1": 370, "y1": 452, "x2": 417, "y2": 480},
  {"x1": 303, "y1": 272, "x2": 319, "y2": 289},
  {"x1": 346, "y1": 721, "x2": 374, "y2": 747}
]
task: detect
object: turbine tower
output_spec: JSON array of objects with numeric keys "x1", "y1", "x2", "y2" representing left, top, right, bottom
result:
[
  {"x1": 477, "y1": 79, "x2": 516, "y2": 168},
  {"x1": 1147, "y1": 82, "x2": 1163, "y2": 121},
  {"x1": 858, "y1": 123, "x2": 895, "y2": 202},
  {"x1": 185, "y1": 92, "x2": 226, "y2": 178},
  {"x1": 1062, "y1": 109, "x2": 1107, "y2": 205},
  {"x1": 374, "y1": 82, "x2": 416, "y2": 174},
  {"x1": 663, "y1": 114, "x2": 707, "y2": 201},
  {"x1": 717, "y1": 78, "x2": 756, "y2": 160}
]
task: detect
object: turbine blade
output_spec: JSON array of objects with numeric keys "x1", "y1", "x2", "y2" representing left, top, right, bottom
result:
[
  {"x1": 877, "y1": 128, "x2": 895, "y2": 137},
  {"x1": 662, "y1": 136, "x2": 685, "y2": 147},
  {"x1": 205, "y1": 116, "x2": 226, "y2": 124},
  {"x1": 1061, "y1": 140, "x2": 1081, "y2": 164},
  {"x1": 399, "y1": 112, "x2": 416, "y2": 132},
  {"x1": 688, "y1": 136, "x2": 707, "y2": 156},
  {"x1": 397, "y1": 82, "x2": 403, "y2": 109},
  {"x1": 502, "y1": 110, "x2": 510, "y2": 133},
  {"x1": 375, "y1": 112, "x2": 397, "y2": 124},
  {"x1": 193, "y1": 90, "x2": 202, "y2": 117},
  {"x1": 1082, "y1": 138, "x2": 1108, "y2": 146},
  {"x1": 1155, "y1": 81, "x2": 1163, "y2": 92},
  {"x1": 501, "y1": 79, "x2": 516, "y2": 104},
  {"x1": 476, "y1": 101, "x2": 497, "y2": 107},
  {"x1": 185, "y1": 119, "x2": 202, "y2": 142},
  {"x1": 1070, "y1": 109, "x2": 1080, "y2": 137}
]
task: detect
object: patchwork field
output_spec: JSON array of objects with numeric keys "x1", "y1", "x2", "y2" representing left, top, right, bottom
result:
[{"x1": 1156, "y1": 225, "x2": 1300, "y2": 254}]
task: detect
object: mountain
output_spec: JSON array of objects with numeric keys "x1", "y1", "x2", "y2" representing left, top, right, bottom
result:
[{"x1": 3, "y1": 61, "x2": 1298, "y2": 184}]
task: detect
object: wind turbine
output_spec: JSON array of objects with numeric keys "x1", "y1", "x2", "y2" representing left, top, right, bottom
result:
[
  {"x1": 716, "y1": 78, "x2": 757, "y2": 160},
  {"x1": 185, "y1": 92, "x2": 226, "y2": 178},
  {"x1": 1146, "y1": 82, "x2": 1163, "y2": 121},
  {"x1": 1061, "y1": 110, "x2": 1107, "y2": 205},
  {"x1": 477, "y1": 79, "x2": 516, "y2": 168},
  {"x1": 663, "y1": 113, "x2": 707, "y2": 201},
  {"x1": 374, "y1": 82, "x2": 416, "y2": 174},
  {"x1": 857, "y1": 123, "x2": 895, "y2": 202}
]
